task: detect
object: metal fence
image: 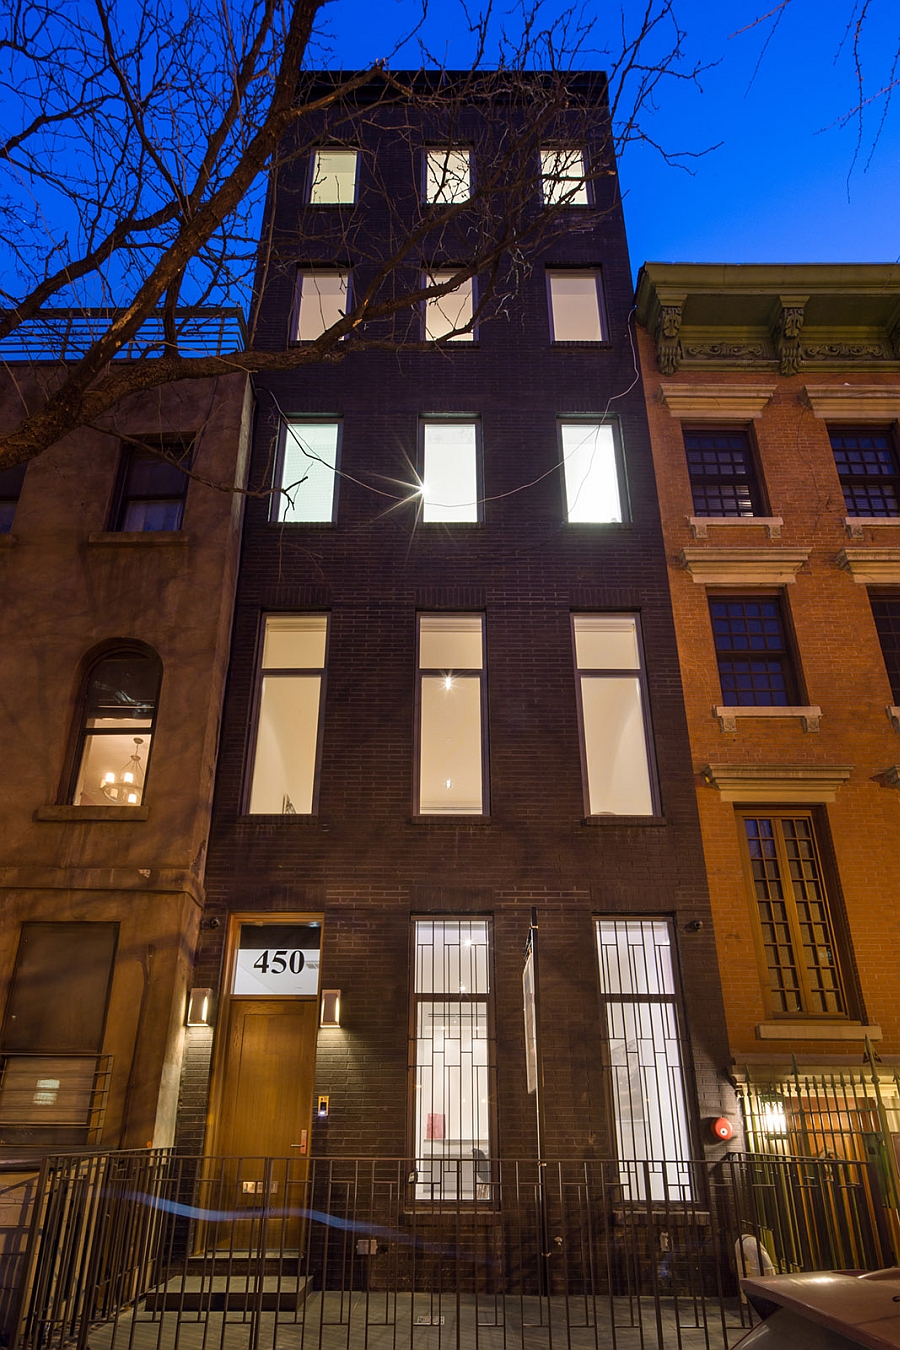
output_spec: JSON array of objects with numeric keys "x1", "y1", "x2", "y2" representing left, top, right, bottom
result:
[
  {"x1": 0, "y1": 308, "x2": 247, "y2": 361},
  {"x1": 8, "y1": 1151, "x2": 895, "y2": 1350}
]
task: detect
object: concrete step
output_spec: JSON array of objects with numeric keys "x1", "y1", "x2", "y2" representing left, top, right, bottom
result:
[{"x1": 143, "y1": 1273, "x2": 310, "y2": 1312}]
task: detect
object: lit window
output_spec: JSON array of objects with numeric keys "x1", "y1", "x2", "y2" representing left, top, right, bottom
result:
[
  {"x1": 710, "y1": 596, "x2": 798, "y2": 706},
  {"x1": 412, "y1": 918, "x2": 493, "y2": 1201},
  {"x1": 738, "y1": 813, "x2": 845, "y2": 1018},
  {"x1": 830, "y1": 427, "x2": 900, "y2": 517},
  {"x1": 870, "y1": 594, "x2": 900, "y2": 702},
  {"x1": 274, "y1": 421, "x2": 339, "y2": 524},
  {"x1": 113, "y1": 443, "x2": 191, "y2": 531},
  {"x1": 71, "y1": 649, "x2": 161, "y2": 806},
  {"x1": 596, "y1": 919, "x2": 693, "y2": 1201},
  {"x1": 0, "y1": 462, "x2": 26, "y2": 533},
  {"x1": 247, "y1": 615, "x2": 328, "y2": 815},
  {"x1": 424, "y1": 149, "x2": 471, "y2": 204},
  {"x1": 573, "y1": 615, "x2": 655, "y2": 816},
  {"x1": 294, "y1": 271, "x2": 349, "y2": 341},
  {"x1": 421, "y1": 420, "x2": 480, "y2": 522},
  {"x1": 540, "y1": 148, "x2": 588, "y2": 206},
  {"x1": 423, "y1": 272, "x2": 474, "y2": 342},
  {"x1": 308, "y1": 149, "x2": 358, "y2": 204},
  {"x1": 548, "y1": 271, "x2": 605, "y2": 341},
  {"x1": 560, "y1": 420, "x2": 623, "y2": 523},
  {"x1": 684, "y1": 428, "x2": 763, "y2": 517},
  {"x1": 417, "y1": 614, "x2": 486, "y2": 815}
]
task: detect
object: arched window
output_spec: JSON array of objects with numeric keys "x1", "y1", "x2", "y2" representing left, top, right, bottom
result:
[{"x1": 71, "y1": 648, "x2": 162, "y2": 807}]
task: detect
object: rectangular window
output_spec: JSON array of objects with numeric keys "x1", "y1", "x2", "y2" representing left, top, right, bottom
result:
[
  {"x1": 114, "y1": 443, "x2": 191, "y2": 531},
  {"x1": 294, "y1": 271, "x2": 349, "y2": 341},
  {"x1": 423, "y1": 148, "x2": 471, "y2": 204},
  {"x1": 273, "y1": 421, "x2": 339, "y2": 523},
  {"x1": 738, "y1": 813, "x2": 845, "y2": 1017},
  {"x1": 871, "y1": 595, "x2": 900, "y2": 702},
  {"x1": 412, "y1": 918, "x2": 493, "y2": 1201},
  {"x1": 540, "y1": 148, "x2": 589, "y2": 206},
  {"x1": 547, "y1": 271, "x2": 605, "y2": 342},
  {"x1": 0, "y1": 461, "x2": 26, "y2": 533},
  {"x1": 417, "y1": 614, "x2": 486, "y2": 815},
  {"x1": 596, "y1": 919, "x2": 693, "y2": 1201},
  {"x1": 561, "y1": 420, "x2": 623, "y2": 523},
  {"x1": 308, "y1": 149, "x2": 358, "y2": 204},
  {"x1": 247, "y1": 615, "x2": 328, "y2": 815},
  {"x1": 423, "y1": 272, "x2": 474, "y2": 342},
  {"x1": 573, "y1": 615, "x2": 655, "y2": 816},
  {"x1": 830, "y1": 427, "x2": 900, "y2": 517},
  {"x1": 421, "y1": 420, "x2": 480, "y2": 522},
  {"x1": 684, "y1": 428, "x2": 762, "y2": 517},
  {"x1": 710, "y1": 596, "x2": 797, "y2": 706}
]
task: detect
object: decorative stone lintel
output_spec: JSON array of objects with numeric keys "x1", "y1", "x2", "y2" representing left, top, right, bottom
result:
[
  {"x1": 756, "y1": 1022, "x2": 882, "y2": 1042},
  {"x1": 689, "y1": 516, "x2": 783, "y2": 540},
  {"x1": 680, "y1": 546, "x2": 809, "y2": 585},
  {"x1": 836, "y1": 547, "x2": 900, "y2": 584},
  {"x1": 701, "y1": 763, "x2": 852, "y2": 802},
  {"x1": 658, "y1": 382, "x2": 776, "y2": 420},
  {"x1": 883, "y1": 765, "x2": 900, "y2": 786},
  {"x1": 844, "y1": 517, "x2": 900, "y2": 539},
  {"x1": 803, "y1": 384, "x2": 900, "y2": 420},
  {"x1": 888, "y1": 707, "x2": 900, "y2": 733},
  {"x1": 714, "y1": 706, "x2": 822, "y2": 733}
]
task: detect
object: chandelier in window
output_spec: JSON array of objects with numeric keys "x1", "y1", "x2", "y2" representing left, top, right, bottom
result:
[{"x1": 100, "y1": 737, "x2": 145, "y2": 804}]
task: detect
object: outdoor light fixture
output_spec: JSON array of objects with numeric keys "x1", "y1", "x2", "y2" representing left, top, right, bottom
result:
[
  {"x1": 101, "y1": 736, "x2": 145, "y2": 804},
  {"x1": 186, "y1": 988, "x2": 213, "y2": 1026},
  {"x1": 320, "y1": 989, "x2": 341, "y2": 1026},
  {"x1": 760, "y1": 1100, "x2": 788, "y2": 1136}
]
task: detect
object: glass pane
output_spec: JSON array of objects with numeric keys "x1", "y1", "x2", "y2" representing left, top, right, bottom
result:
[
  {"x1": 309, "y1": 149, "x2": 357, "y2": 203},
  {"x1": 541, "y1": 148, "x2": 588, "y2": 205},
  {"x1": 248, "y1": 675, "x2": 321, "y2": 814},
  {"x1": 261, "y1": 614, "x2": 327, "y2": 669},
  {"x1": 124, "y1": 450, "x2": 190, "y2": 497},
  {"x1": 4, "y1": 924, "x2": 117, "y2": 1053},
  {"x1": 278, "y1": 422, "x2": 339, "y2": 523},
  {"x1": 424, "y1": 273, "x2": 473, "y2": 341},
  {"x1": 73, "y1": 731, "x2": 152, "y2": 806},
  {"x1": 121, "y1": 499, "x2": 184, "y2": 531},
  {"x1": 549, "y1": 272, "x2": 603, "y2": 341},
  {"x1": 419, "y1": 614, "x2": 483, "y2": 669},
  {"x1": 574, "y1": 615, "x2": 639, "y2": 671},
  {"x1": 414, "y1": 919, "x2": 490, "y2": 993},
  {"x1": 84, "y1": 654, "x2": 159, "y2": 723},
  {"x1": 580, "y1": 676, "x2": 652, "y2": 815},
  {"x1": 419, "y1": 675, "x2": 482, "y2": 813},
  {"x1": 296, "y1": 272, "x2": 348, "y2": 341},
  {"x1": 425, "y1": 149, "x2": 470, "y2": 203},
  {"x1": 561, "y1": 423, "x2": 622, "y2": 523},
  {"x1": 232, "y1": 923, "x2": 322, "y2": 996},
  {"x1": 597, "y1": 919, "x2": 675, "y2": 996},
  {"x1": 414, "y1": 1001, "x2": 490, "y2": 1200},
  {"x1": 422, "y1": 422, "x2": 478, "y2": 521}
]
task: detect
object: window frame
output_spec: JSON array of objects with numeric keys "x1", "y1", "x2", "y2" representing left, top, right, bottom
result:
[
  {"x1": 683, "y1": 425, "x2": 765, "y2": 518},
  {"x1": 421, "y1": 270, "x2": 477, "y2": 343},
  {"x1": 270, "y1": 418, "x2": 342, "y2": 525},
  {"x1": 870, "y1": 591, "x2": 900, "y2": 703},
  {"x1": 421, "y1": 147, "x2": 472, "y2": 205},
  {"x1": 709, "y1": 593, "x2": 801, "y2": 708},
  {"x1": 0, "y1": 461, "x2": 27, "y2": 533},
  {"x1": 558, "y1": 417, "x2": 628, "y2": 525},
  {"x1": 306, "y1": 147, "x2": 360, "y2": 205},
  {"x1": 291, "y1": 269, "x2": 351, "y2": 344},
  {"x1": 66, "y1": 644, "x2": 162, "y2": 808},
  {"x1": 829, "y1": 425, "x2": 900, "y2": 518},
  {"x1": 571, "y1": 613, "x2": 659, "y2": 818},
  {"x1": 414, "y1": 613, "x2": 489, "y2": 818},
  {"x1": 546, "y1": 269, "x2": 607, "y2": 343},
  {"x1": 243, "y1": 612, "x2": 330, "y2": 817},
  {"x1": 418, "y1": 418, "x2": 483, "y2": 524},
  {"x1": 109, "y1": 440, "x2": 193, "y2": 533},
  {"x1": 737, "y1": 810, "x2": 849, "y2": 1021},
  {"x1": 539, "y1": 147, "x2": 591, "y2": 207}
]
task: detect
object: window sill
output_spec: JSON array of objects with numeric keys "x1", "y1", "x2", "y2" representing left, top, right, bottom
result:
[
  {"x1": 688, "y1": 516, "x2": 783, "y2": 541},
  {"x1": 87, "y1": 531, "x2": 187, "y2": 547},
  {"x1": 35, "y1": 805, "x2": 149, "y2": 822},
  {"x1": 582, "y1": 814, "x2": 666, "y2": 826},
  {"x1": 0, "y1": 533, "x2": 15, "y2": 548},
  {"x1": 551, "y1": 340, "x2": 613, "y2": 349},
  {"x1": 715, "y1": 705, "x2": 821, "y2": 733},
  {"x1": 756, "y1": 1021, "x2": 882, "y2": 1041},
  {"x1": 409, "y1": 815, "x2": 492, "y2": 825},
  {"x1": 236, "y1": 813, "x2": 318, "y2": 823},
  {"x1": 844, "y1": 516, "x2": 900, "y2": 538}
]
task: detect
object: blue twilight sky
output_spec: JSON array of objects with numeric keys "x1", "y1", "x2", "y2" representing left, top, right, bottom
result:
[{"x1": 315, "y1": 0, "x2": 900, "y2": 277}]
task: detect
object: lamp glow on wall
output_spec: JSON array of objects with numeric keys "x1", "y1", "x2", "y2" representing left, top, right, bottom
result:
[
  {"x1": 320, "y1": 989, "x2": 341, "y2": 1026},
  {"x1": 187, "y1": 988, "x2": 213, "y2": 1026}
]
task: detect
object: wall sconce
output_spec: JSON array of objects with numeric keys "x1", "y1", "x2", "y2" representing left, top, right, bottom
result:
[
  {"x1": 187, "y1": 988, "x2": 213, "y2": 1026},
  {"x1": 320, "y1": 989, "x2": 341, "y2": 1026}
]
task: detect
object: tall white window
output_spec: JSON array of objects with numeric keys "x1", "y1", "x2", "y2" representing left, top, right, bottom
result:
[
  {"x1": 596, "y1": 919, "x2": 693, "y2": 1201},
  {"x1": 248, "y1": 615, "x2": 327, "y2": 814},
  {"x1": 421, "y1": 420, "x2": 480, "y2": 522},
  {"x1": 274, "y1": 421, "x2": 339, "y2": 523},
  {"x1": 423, "y1": 272, "x2": 474, "y2": 342},
  {"x1": 573, "y1": 615, "x2": 655, "y2": 816},
  {"x1": 540, "y1": 148, "x2": 589, "y2": 206},
  {"x1": 412, "y1": 918, "x2": 492, "y2": 1201},
  {"x1": 417, "y1": 614, "x2": 486, "y2": 815},
  {"x1": 548, "y1": 271, "x2": 605, "y2": 342},
  {"x1": 424, "y1": 149, "x2": 471, "y2": 203},
  {"x1": 561, "y1": 420, "x2": 623, "y2": 523},
  {"x1": 294, "y1": 272, "x2": 349, "y2": 341},
  {"x1": 308, "y1": 149, "x2": 358, "y2": 204}
]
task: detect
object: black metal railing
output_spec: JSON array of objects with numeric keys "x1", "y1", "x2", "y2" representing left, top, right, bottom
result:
[
  {"x1": 8, "y1": 1151, "x2": 896, "y2": 1350},
  {"x1": 0, "y1": 308, "x2": 247, "y2": 361}
]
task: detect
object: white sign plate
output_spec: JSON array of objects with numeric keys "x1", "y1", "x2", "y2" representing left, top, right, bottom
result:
[{"x1": 232, "y1": 923, "x2": 321, "y2": 997}]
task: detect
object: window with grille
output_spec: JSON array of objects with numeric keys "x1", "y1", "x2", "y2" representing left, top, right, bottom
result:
[
  {"x1": 830, "y1": 428, "x2": 900, "y2": 517},
  {"x1": 684, "y1": 429, "x2": 762, "y2": 517},
  {"x1": 870, "y1": 596, "x2": 900, "y2": 703},
  {"x1": 411, "y1": 919, "x2": 493, "y2": 1202},
  {"x1": 709, "y1": 596, "x2": 798, "y2": 706},
  {"x1": 738, "y1": 814, "x2": 845, "y2": 1018},
  {"x1": 595, "y1": 919, "x2": 693, "y2": 1201}
]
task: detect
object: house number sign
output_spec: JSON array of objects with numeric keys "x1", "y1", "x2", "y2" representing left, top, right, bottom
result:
[{"x1": 232, "y1": 922, "x2": 322, "y2": 996}]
